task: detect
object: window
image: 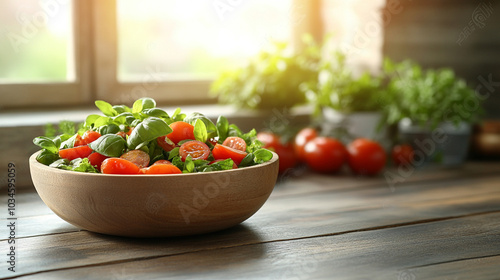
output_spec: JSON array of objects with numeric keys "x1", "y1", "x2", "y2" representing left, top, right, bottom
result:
[{"x1": 0, "y1": 0, "x2": 384, "y2": 109}]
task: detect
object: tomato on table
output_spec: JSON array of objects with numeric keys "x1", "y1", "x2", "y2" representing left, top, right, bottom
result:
[
  {"x1": 392, "y1": 144, "x2": 414, "y2": 166},
  {"x1": 304, "y1": 137, "x2": 346, "y2": 173},
  {"x1": 274, "y1": 144, "x2": 298, "y2": 173},
  {"x1": 347, "y1": 138, "x2": 386, "y2": 176},
  {"x1": 87, "y1": 152, "x2": 108, "y2": 170},
  {"x1": 120, "y1": 150, "x2": 150, "y2": 168},
  {"x1": 294, "y1": 127, "x2": 318, "y2": 161},
  {"x1": 212, "y1": 144, "x2": 247, "y2": 166},
  {"x1": 59, "y1": 145, "x2": 93, "y2": 161},
  {"x1": 257, "y1": 132, "x2": 281, "y2": 150},
  {"x1": 167, "y1": 121, "x2": 195, "y2": 144},
  {"x1": 140, "y1": 164, "x2": 182, "y2": 174},
  {"x1": 179, "y1": 140, "x2": 210, "y2": 161},
  {"x1": 222, "y1": 136, "x2": 247, "y2": 152},
  {"x1": 156, "y1": 135, "x2": 176, "y2": 152},
  {"x1": 101, "y1": 158, "x2": 140, "y2": 174}
]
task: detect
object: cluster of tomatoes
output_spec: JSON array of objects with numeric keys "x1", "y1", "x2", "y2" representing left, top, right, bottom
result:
[{"x1": 258, "y1": 127, "x2": 414, "y2": 176}]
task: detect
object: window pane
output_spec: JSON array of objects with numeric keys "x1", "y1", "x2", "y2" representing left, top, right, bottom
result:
[
  {"x1": 117, "y1": 0, "x2": 293, "y2": 81},
  {"x1": 0, "y1": 0, "x2": 74, "y2": 83}
]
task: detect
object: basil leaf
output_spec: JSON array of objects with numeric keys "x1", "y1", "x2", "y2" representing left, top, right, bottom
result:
[
  {"x1": 58, "y1": 121, "x2": 76, "y2": 135},
  {"x1": 71, "y1": 158, "x2": 99, "y2": 173},
  {"x1": 201, "y1": 158, "x2": 234, "y2": 172},
  {"x1": 49, "y1": 158, "x2": 71, "y2": 170},
  {"x1": 193, "y1": 119, "x2": 208, "y2": 143},
  {"x1": 95, "y1": 100, "x2": 118, "y2": 117},
  {"x1": 94, "y1": 116, "x2": 111, "y2": 128},
  {"x1": 60, "y1": 133, "x2": 78, "y2": 149},
  {"x1": 53, "y1": 134, "x2": 71, "y2": 148},
  {"x1": 36, "y1": 149, "x2": 60, "y2": 165},
  {"x1": 171, "y1": 156, "x2": 184, "y2": 170},
  {"x1": 112, "y1": 105, "x2": 131, "y2": 114},
  {"x1": 89, "y1": 134, "x2": 126, "y2": 157},
  {"x1": 33, "y1": 136, "x2": 59, "y2": 154},
  {"x1": 216, "y1": 116, "x2": 229, "y2": 142},
  {"x1": 238, "y1": 153, "x2": 255, "y2": 167},
  {"x1": 113, "y1": 112, "x2": 135, "y2": 126},
  {"x1": 127, "y1": 117, "x2": 172, "y2": 150},
  {"x1": 97, "y1": 124, "x2": 120, "y2": 135},
  {"x1": 168, "y1": 147, "x2": 180, "y2": 160},
  {"x1": 184, "y1": 112, "x2": 217, "y2": 138},
  {"x1": 142, "y1": 108, "x2": 170, "y2": 121},
  {"x1": 84, "y1": 114, "x2": 101, "y2": 128},
  {"x1": 253, "y1": 148, "x2": 273, "y2": 163},
  {"x1": 132, "y1": 97, "x2": 156, "y2": 113},
  {"x1": 184, "y1": 156, "x2": 195, "y2": 173},
  {"x1": 171, "y1": 108, "x2": 186, "y2": 122}
]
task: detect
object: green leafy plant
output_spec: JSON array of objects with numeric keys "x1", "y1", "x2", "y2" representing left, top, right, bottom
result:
[
  {"x1": 304, "y1": 52, "x2": 387, "y2": 116},
  {"x1": 383, "y1": 59, "x2": 483, "y2": 129},
  {"x1": 210, "y1": 36, "x2": 321, "y2": 110}
]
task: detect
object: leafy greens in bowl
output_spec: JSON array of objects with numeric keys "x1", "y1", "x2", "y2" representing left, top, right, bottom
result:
[{"x1": 33, "y1": 98, "x2": 274, "y2": 174}]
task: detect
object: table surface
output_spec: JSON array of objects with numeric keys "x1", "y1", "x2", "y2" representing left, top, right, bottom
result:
[{"x1": 2, "y1": 162, "x2": 500, "y2": 280}]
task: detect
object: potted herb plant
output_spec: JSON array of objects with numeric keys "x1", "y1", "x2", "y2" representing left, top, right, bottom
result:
[
  {"x1": 383, "y1": 59, "x2": 483, "y2": 166},
  {"x1": 210, "y1": 38, "x2": 320, "y2": 111},
  {"x1": 303, "y1": 52, "x2": 389, "y2": 141}
]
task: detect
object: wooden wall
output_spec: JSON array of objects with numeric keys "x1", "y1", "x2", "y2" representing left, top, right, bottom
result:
[{"x1": 382, "y1": 0, "x2": 500, "y2": 119}]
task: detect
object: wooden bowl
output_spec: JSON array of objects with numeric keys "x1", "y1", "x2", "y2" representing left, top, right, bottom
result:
[{"x1": 29, "y1": 152, "x2": 279, "y2": 238}]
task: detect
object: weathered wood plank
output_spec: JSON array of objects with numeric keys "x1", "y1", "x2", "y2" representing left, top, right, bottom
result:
[
  {"x1": 1, "y1": 174, "x2": 500, "y2": 278},
  {"x1": 13, "y1": 212, "x2": 500, "y2": 280}
]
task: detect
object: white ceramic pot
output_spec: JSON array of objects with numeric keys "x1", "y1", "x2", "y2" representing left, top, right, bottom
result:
[
  {"x1": 322, "y1": 107, "x2": 387, "y2": 140},
  {"x1": 398, "y1": 118, "x2": 472, "y2": 166}
]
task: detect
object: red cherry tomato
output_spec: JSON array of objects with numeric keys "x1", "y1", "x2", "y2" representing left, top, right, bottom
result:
[
  {"x1": 101, "y1": 158, "x2": 140, "y2": 174},
  {"x1": 167, "y1": 121, "x2": 195, "y2": 144},
  {"x1": 210, "y1": 159, "x2": 238, "y2": 169},
  {"x1": 59, "y1": 145, "x2": 93, "y2": 161},
  {"x1": 120, "y1": 149, "x2": 150, "y2": 168},
  {"x1": 304, "y1": 137, "x2": 346, "y2": 173},
  {"x1": 126, "y1": 127, "x2": 134, "y2": 136},
  {"x1": 274, "y1": 144, "x2": 298, "y2": 173},
  {"x1": 116, "y1": 131, "x2": 127, "y2": 139},
  {"x1": 294, "y1": 127, "x2": 318, "y2": 161},
  {"x1": 87, "y1": 152, "x2": 108, "y2": 170},
  {"x1": 222, "y1": 136, "x2": 247, "y2": 152},
  {"x1": 179, "y1": 140, "x2": 210, "y2": 161},
  {"x1": 82, "y1": 130, "x2": 101, "y2": 145},
  {"x1": 212, "y1": 144, "x2": 248, "y2": 165},
  {"x1": 392, "y1": 144, "x2": 414, "y2": 166},
  {"x1": 156, "y1": 135, "x2": 176, "y2": 152},
  {"x1": 140, "y1": 164, "x2": 182, "y2": 174},
  {"x1": 257, "y1": 132, "x2": 282, "y2": 150},
  {"x1": 347, "y1": 138, "x2": 386, "y2": 176},
  {"x1": 74, "y1": 134, "x2": 85, "y2": 147}
]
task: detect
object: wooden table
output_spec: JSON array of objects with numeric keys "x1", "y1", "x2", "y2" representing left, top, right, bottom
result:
[{"x1": 2, "y1": 162, "x2": 500, "y2": 279}]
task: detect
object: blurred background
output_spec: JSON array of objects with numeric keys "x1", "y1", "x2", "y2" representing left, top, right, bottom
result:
[{"x1": 1, "y1": 0, "x2": 499, "y2": 186}]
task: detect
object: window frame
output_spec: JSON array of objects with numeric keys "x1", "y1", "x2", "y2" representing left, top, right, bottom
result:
[
  {"x1": 0, "y1": 0, "x2": 93, "y2": 108},
  {"x1": 1, "y1": 0, "x2": 320, "y2": 109}
]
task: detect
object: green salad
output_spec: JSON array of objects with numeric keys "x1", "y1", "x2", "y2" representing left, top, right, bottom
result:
[{"x1": 33, "y1": 98, "x2": 273, "y2": 174}]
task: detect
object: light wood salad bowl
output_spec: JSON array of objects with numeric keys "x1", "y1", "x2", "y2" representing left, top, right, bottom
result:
[{"x1": 29, "y1": 151, "x2": 279, "y2": 238}]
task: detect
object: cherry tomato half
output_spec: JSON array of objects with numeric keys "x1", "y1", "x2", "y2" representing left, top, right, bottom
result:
[
  {"x1": 87, "y1": 152, "x2": 109, "y2": 170},
  {"x1": 392, "y1": 144, "x2": 414, "y2": 166},
  {"x1": 347, "y1": 138, "x2": 386, "y2": 176},
  {"x1": 304, "y1": 137, "x2": 346, "y2": 173},
  {"x1": 101, "y1": 158, "x2": 140, "y2": 174},
  {"x1": 222, "y1": 136, "x2": 247, "y2": 152},
  {"x1": 59, "y1": 145, "x2": 93, "y2": 161},
  {"x1": 294, "y1": 127, "x2": 318, "y2": 162},
  {"x1": 179, "y1": 140, "x2": 210, "y2": 161},
  {"x1": 81, "y1": 130, "x2": 101, "y2": 145},
  {"x1": 212, "y1": 144, "x2": 248, "y2": 166},
  {"x1": 157, "y1": 135, "x2": 176, "y2": 152},
  {"x1": 120, "y1": 149, "x2": 150, "y2": 168},
  {"x1": 167, "y1": 121, "x2": 195, "y2": 144},
  {"x1": 140, "y1": 164, "x2": 182, "y2": 174}
]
